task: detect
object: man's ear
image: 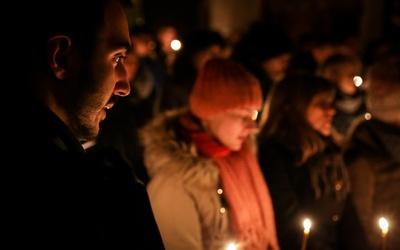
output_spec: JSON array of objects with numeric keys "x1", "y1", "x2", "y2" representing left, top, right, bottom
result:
[{"x1": 46, "y1": 35, "x2": 72, "y2": 79}]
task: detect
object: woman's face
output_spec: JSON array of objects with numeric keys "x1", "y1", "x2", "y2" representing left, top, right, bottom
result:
[
  {"x1": 306, "y1": 92, "x2": 336, "y2": 136},
  {"x1": 203, "y1": 108, "x2": 259, "y2": 151}
]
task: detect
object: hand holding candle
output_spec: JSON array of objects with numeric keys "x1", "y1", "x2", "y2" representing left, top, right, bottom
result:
[
  {"x1": 379, "y1": 217, "x2": 389, "y2": 250},
  {"x1": 301, "y1": 219, "x2": 311, "y2": 250}
]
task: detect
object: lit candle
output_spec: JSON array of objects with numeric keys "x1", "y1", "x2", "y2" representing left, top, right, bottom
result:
[
  {"x1": 379, "y1": 217, "x2": 389, "y2": 250},
  {"x1": 301, "y1": 219, "x2": 311, "y2": 250},
  {"x1": 353, "y1": 76, "x2": 363, "y2": 87},
  {"x1": 226, "y1": 242, "x2": 237, "y2": 250}
]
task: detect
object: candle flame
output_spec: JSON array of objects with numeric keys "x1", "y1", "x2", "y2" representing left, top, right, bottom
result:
[
  {"x1": 379, "y1": 217, "x2": 389, "y2": 234},
  {"x1": 226, "y1": 242, "x2": 237, "y2": 250},
  {"x1": 353, "y1": 76, "x2": 363, "y2": 87},
  {"x1": 303, "y1": 219, "x2": 311, "y2": 234}
]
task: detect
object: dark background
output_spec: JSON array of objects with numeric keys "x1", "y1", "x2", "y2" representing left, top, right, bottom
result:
[{"x1": 128, "y1": 0, "x2": 399, "y2": 52}]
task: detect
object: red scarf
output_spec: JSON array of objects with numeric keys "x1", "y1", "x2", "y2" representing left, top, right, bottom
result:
[{"x1": 180, "y1": 113, "x2": 279, "y2": 250}]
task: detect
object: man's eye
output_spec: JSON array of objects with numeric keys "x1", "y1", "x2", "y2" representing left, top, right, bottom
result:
[{"x1": 115, "y1": 55, "x2": 126, "y2": 63}]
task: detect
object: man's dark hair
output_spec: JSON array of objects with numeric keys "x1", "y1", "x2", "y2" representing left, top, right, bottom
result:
[{"x1": 13, "y1": 0, "x2": 132, "y2": 70}]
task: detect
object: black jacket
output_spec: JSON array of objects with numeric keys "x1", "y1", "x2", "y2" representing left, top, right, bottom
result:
[
  {"x1": 343, "y1": 119, "x2": 400, "y2": 250},
  {"x1": 2, "y1": 92, "x2": 165, "y2": 249},
  {"x1": 258, "y1": 137, "x2": 355, "y2": 250}
]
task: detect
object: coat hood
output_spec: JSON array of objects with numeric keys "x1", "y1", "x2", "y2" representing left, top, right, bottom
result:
[{"x1": 139, "y1": 107, "x2": 220, "y2": 189}]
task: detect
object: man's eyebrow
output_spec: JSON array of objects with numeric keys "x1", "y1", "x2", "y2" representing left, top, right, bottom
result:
[
  {"x1": 112, "y1": 42, "x2": 132, "y2": 53},
  {"x1": 125, "y1": 43, "x2": 133, "y2": 53}
]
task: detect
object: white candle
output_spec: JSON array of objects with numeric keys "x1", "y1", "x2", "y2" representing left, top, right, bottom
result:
[
  {"x1": 301, "y1": 219, "x2": 311, "y2": 250},
  {"x1": 379, "y1": 217, "x2": 389, "y2": 250}
]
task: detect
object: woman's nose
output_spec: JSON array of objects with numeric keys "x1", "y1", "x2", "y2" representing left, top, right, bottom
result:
[
  {"x1": 245, "y1": 119, "x2": 259, "y2": 132},
  {"x1": 326, "y1": 106, "x2": 336, "y2": 116}
]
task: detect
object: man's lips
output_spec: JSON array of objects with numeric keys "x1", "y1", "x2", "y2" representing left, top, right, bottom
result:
[
  {"x1": 101, "y1": 104, "x2": 114, "y2": 121},
  {"x1": 104, "y1": 103, "x2": 114, "y2": 110}
]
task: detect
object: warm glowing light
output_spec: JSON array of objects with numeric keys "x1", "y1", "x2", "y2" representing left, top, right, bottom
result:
[
  {"x1": 380, "y1": 218, "x2": 389, "y2": 250},
  {"x1": 170, "y1": 39, "x2": 181, "y2": 51},
  {"x1": 303, "y1": 219, "x2": 311, "y2": 234},
  {"x1": 251, "y1": 110, "x2": 258, "y2": 121},
  {"x1": 353, "y1": 76, "x2": 363, "y2": 87},
  {"x1": 226, "y1": 242, "x2": 237, "y2": 250},
  {"x1": 379, "y1": 217, "x2": 389, "y2": 235},
  {"x1": 301, "y1": 219, "x2": 311, "y2": 250},
  {"x1": 365, "y1": 112, "x2": 372, "y2": 120}
]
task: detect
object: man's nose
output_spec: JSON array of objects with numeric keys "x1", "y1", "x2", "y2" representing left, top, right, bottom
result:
[{"x1": 114, "y1": 64, "x2": 131, "y2": 97}]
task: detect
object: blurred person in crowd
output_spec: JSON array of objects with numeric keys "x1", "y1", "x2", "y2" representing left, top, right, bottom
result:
[
  {"x1": 128, "y1": 24, "x2": 165, "y2": 104},
  {"x1": 291, "y1": 33, "x2": 342, "y2": 74},
  {"x1": 231, "y1": 22, "x2": 292, "y2": 101},
  {"x1": 157, "y1": 29, "x2": 227, "y2": 113},
  {"x1": 2, "y1": 0, "x2": 164, "y2": 248},
  {"x1": 342, "y1": 54, "x2": 400, "y2": 250},
  {"x1": 90, "y1": 24, "x2": 165, "y2": 184},
  {"x1": 316, "y1": 53, "x2": 367, "y2": 143},
  {"x1": 140, "y1": 58, "x2": 279, "y2": 250},
  {"x1": 362, "y1": 0, "x2": 400, "y2": 67},
  {"x1": 156, "y1": 25, "x2": 180, "y2": 74},
  {"x1": 257, "y1": 73, "x2": 355, "y2": 250},
  {"x1": 362, "y1": 36, "x2": 400, "y2": 67}
]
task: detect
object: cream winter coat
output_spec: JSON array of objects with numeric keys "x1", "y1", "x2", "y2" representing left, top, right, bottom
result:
[{"x1": 140, "y1": 108, "x2": 237, "y2": 250}]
